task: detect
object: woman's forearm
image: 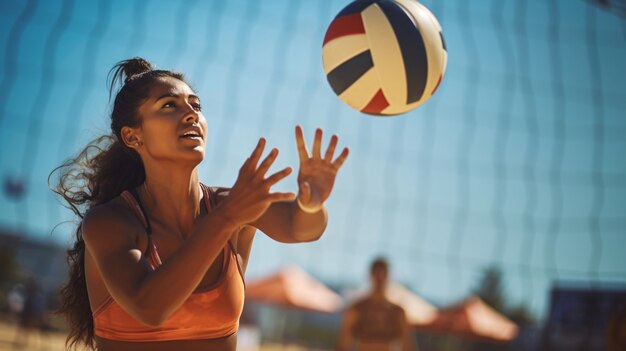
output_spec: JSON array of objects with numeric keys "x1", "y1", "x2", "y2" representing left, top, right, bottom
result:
[
  {"x1": 131, "y1": 211, "x2": 237, "y2": 325},
  {"x1": 251, "y1": 200, "x2": 328, "y2": 243},
  {"x1": 290, "y1": 201, "x2": 328, "y2": 242}
]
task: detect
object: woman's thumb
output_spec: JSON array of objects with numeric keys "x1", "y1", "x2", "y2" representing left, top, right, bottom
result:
[{"x1": 299, "y1": 181, "x2": 311, "y2": 203}]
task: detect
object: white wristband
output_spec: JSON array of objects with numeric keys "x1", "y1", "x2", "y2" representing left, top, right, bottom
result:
[{"x1": 296, "y1": 197, "x2": 322, "y2": 214}]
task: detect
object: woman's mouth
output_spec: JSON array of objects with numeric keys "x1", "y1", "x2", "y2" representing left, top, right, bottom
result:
[{"x1": 179, "y1": 131, "x2": 203, "y2": 141}]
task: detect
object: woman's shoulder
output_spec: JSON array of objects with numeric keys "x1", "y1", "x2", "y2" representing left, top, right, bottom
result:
[
  {"x1": 84, "y1": 196, "x2": 135, "y2": 221},
  {"x1": 82, "y1": 196, "x2": 144, "y2": 245}
]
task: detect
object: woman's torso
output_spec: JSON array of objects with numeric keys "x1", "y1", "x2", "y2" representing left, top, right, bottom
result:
[{"x1": 85, "y1": 186, "x2": 256, "y2": 351}]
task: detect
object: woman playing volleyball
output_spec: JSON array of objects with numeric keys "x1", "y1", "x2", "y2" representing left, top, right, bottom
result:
[{"x1": 52, "y1": 58, "x2": 349, "y2": 351}]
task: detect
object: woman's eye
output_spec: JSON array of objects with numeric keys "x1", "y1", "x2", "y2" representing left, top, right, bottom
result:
[{"x1": 162, "y1": 101, "x2": 201, "y2": 111}]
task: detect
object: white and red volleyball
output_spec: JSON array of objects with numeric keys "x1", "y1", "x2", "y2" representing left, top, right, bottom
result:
[{"x1": 322, "y1": 0, "x2": 447, "y2": 116}]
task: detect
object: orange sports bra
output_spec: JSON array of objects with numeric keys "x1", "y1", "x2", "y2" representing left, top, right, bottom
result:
[{"x1": 92, "y1": 184, "x2": 245, "y2": 342}]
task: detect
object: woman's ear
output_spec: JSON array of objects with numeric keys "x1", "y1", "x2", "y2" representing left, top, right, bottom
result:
[{"x1": 121, "y1": 126, "x2": 143, "y2": 149}]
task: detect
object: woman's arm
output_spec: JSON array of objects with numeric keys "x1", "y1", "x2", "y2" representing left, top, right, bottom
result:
[
  {"x1": 250, "y1": 126, "x2": 348, "y2": 243},
  {"x1": 250, "y1": 200, "x2": 328, "y2": 243},
  {"x1": 84, "y1": 138, "x2": 293, "y2": 327},
  {"x1": 83, "y1": 204, "x2": 236, "y2": 327}
]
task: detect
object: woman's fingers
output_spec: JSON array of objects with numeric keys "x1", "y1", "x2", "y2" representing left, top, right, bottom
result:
[
  {"x1": 295, "y1": 125, "x2": 310, "y2": 162},
  {"x1": 256, "y1": 148, "x2": 279, "y2": 176},
  {"x1": 297, "y1": 127, "x2": 343, "y2": 163},
  {"x1": 332, "y1": 147, "x2": 350, "y2": 169},
  {"x1": 312, "y1": 128, "x2": 323, "y2": 159},
  {"x1": 265, "y1": 167, "x2": 293, "y2": 186},
  {"x1": 247, "y1": 137, "x2": 266, "y2": 169},
  {"x1": 324, "y1": 134, "x2": 338, "y2": 162}
]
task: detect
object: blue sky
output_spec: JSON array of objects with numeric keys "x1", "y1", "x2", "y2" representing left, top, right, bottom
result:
[{"x1": 0, "y1": 0, "x2": 625, "y2": 321}]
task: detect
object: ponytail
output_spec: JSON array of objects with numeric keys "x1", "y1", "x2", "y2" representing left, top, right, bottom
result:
[{"x1": 52, "y1": 57, "x2": 186, "y2": 349}]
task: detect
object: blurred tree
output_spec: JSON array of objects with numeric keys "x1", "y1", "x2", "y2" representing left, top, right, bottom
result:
[
  {"x1": 508, "y1": 303, "x2": 536, "y2": 327},
  {"x1": 474, "y1": 266, "x2": 505, "y2": 313}
]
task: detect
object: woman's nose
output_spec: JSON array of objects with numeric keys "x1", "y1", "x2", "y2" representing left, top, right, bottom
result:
[{"x1": 183, "y1": 107, "x2": 199, "y2": 123}]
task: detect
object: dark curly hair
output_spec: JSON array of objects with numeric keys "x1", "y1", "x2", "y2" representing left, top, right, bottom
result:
[{"x1": 50, "y1": 58, "x2": 186, "y2": 349}]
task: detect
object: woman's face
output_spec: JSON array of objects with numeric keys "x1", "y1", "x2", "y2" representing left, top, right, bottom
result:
[{"x1": 132, "y1": 76, "x2": 208, "y2": 166}]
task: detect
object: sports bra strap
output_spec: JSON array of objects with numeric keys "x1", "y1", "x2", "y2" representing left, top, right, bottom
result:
[
  {"x1": 199, "y1": 183, "x2": 213, "y2": 212},
  {"x1": 120, "y1": 190, "x2": 161, "y2": 266},
  {"x1": 120, "y1": 191, "x2": 149, "y2": 231},
  {"x1": 121, "y1": 184, "x2": 237, "y2": 268},
  {"x1": 124, "y1": 185, "x2": 211, "y2": 236},
  {"x1": 128, "y1": 188, "x2": 152, "y2": 235}
]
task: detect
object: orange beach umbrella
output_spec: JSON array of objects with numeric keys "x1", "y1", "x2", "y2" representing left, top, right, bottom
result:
[
  {"x1": 245, "y1": 265, "x2": 343, "y2": 313},
  {"x1": 418, "y1": 296, "x2": 518, "y2": 341}
]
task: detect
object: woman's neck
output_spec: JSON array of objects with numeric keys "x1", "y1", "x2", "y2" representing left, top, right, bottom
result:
[{"x1": 139, "y1": 161, "x2": 203, "y2": 231}]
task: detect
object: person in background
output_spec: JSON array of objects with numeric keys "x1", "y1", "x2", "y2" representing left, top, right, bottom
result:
[{"x1": 336, "y1": 258, "x2": 413, "y2": 351}]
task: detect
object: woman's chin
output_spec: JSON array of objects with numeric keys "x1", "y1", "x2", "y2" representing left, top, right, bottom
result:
[{"x1": 177, "y1": 148, "x2": 205, "y2": 165}]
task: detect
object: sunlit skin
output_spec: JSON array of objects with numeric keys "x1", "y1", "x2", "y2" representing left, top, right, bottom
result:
[
  {"x1": 336, "y1": 264, "x2": 413, "y2": 351},
  {"x1": 82, "y1": 76, "x2": 349, "y2": 351}
]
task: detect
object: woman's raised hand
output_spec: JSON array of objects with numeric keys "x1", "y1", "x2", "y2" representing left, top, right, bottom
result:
[
  {"x1": 295, "y1": 125, "x2": 349, "y2": 213},
  {"x1": 216, "y1": 138, "x2": 295, "y2": 226}
]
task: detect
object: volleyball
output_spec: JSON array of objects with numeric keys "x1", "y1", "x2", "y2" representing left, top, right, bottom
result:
[{"x1": 322, "y1": 0, "x2": 447, "y2": 116}]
